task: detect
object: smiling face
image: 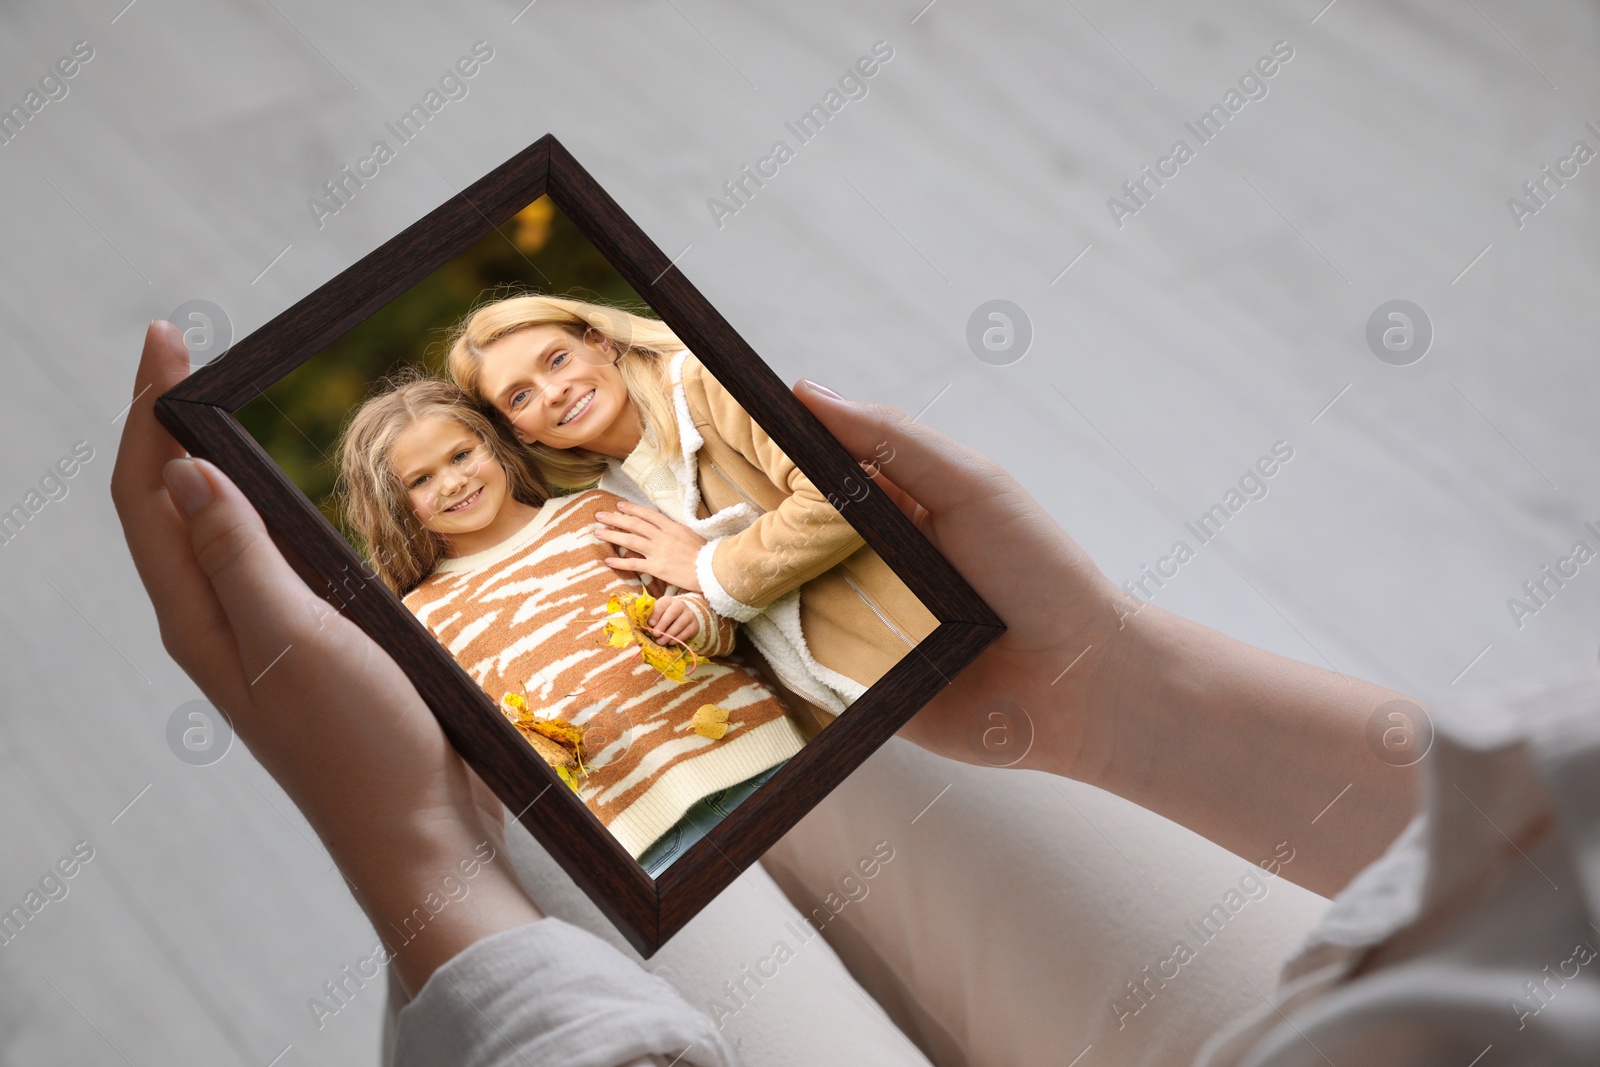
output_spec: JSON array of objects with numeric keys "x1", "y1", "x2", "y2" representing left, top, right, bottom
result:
[
  {"x1": 475, "y1": 324, "x2": 641, "y2": 458},
  {"x1": 390, "y1": 415, "x2": 509, "y2": 540}
]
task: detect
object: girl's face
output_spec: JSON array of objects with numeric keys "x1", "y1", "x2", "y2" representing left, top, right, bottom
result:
[
  {"x1": 475, "y1": 324, "x2": 636, "y2": 455},
  {"x1": 390, "y1": 416, "x2": 509, "y2": 537}
]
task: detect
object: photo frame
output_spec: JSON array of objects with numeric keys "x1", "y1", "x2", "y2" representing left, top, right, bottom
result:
[{"x1": 155, "y1": 133, "x2": 1004, "y2": 956}]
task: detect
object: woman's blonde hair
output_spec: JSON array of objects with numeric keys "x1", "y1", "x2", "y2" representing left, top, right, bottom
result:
[
  {"x1": 332, "y1": 370, "x2": 549, "y2": 596},
  {"x1": 444, "y1": 293, "x2": 685, "y2": 492}
]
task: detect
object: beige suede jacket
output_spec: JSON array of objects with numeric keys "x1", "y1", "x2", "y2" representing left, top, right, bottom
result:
[{"x1": 674, "y1": 352, "x2": 939, "y2": 708}]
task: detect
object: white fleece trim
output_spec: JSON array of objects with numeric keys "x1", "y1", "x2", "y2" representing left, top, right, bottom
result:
[
  {"x1": 740, "y1": 590, "x2": 867, "y2": 716},
  {"x1": 666, "y1": 349, "x2": 709, "y2": 519},
  {"x1": 696, "y1": 536, "x2": 761, "y2": 622},
  {"x1": 613, "y1": 348, "x2": 866, "y2": 716}
]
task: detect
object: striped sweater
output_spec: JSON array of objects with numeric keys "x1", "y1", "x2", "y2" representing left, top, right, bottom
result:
[{"x1": 402, "y1": 488, "x2": 809, "y2": 859}]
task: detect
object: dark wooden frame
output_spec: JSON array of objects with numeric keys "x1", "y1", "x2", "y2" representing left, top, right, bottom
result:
[{"x1": 155, "y1": 133, "x2": 1004, "y2": 956}]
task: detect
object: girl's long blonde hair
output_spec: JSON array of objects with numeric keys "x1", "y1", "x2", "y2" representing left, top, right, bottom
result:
[
  {"x1": 332, "y1": 371, "x2": 549, "y2": 596},
  {"x1": 444, "y1": 293, "x2": 685, "y2": 492}
]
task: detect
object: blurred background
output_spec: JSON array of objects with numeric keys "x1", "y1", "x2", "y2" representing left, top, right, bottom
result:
[
  {"x1": 235, "y1": 193, "x2": 643, "y2": 539},
  {"x1": 1, "y1": 0, "x2": 1597, "y2": 1063}
]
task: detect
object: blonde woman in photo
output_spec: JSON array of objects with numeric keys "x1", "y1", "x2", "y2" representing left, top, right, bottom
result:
[{"x1": 444, "y1": 293, "x2": 939, "y2": 732}]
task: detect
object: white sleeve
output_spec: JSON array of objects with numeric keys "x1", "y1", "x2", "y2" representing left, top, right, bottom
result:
[
  {"x1": 1196, "y1": 664, "x2": 1600, "y2": 1067},
  {"x1": 694, "y1": 536, "x2": 761, "y2": 622},
  {"x1": 393, "y1": 918, "x2": 744, "y2": 1067}
]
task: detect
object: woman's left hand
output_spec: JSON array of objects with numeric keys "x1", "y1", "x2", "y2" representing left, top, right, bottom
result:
[
  {"x1": 595, "y1": 501, "x2": 708, "y2": 591},
  {"x1": 112, "y1": 322, "x2": 544, "y2": 997}
]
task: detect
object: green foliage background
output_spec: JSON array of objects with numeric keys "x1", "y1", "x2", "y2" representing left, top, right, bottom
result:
[{"x1": 236, "y1": 195, "x2": 646, "y2": 543}]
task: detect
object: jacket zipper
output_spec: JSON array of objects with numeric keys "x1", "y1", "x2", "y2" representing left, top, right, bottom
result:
[
  {"x1": 842, "y1": 568, "x2": 915, "y2": 649},
  {"x1": 707, "y1": 461, "x2": 766, "y2": 513},
  {"x1": 709, "y1": 459, "x2": 914, "y2": 649}
]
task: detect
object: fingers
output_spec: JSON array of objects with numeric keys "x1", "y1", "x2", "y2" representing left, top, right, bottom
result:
[
  {"x1": 596, "y1": 501, "x2": 661, "y2": 532},
  {"x1": 793, "y1": 379, "x2": 1012, "y2": 516},
  {"x1": 857, "y1": 459, "x2": 927, "y2": 527},
  {"x1": 112, "y1": 321, "x2": 190, "y2": 507},
  {"x1": 648, "y1": 617, "x2": 694, "y2": 646},
  {"x1": 111, "y1": 322, "x2": 246, "y2": 697},
  {"x1": 594, "y1": 509, "x2": 663, "y2": 554},
  {"x1": 594, "y1": 525, "x2": 644, "y2": 554},
  {"x1": 164, "y1": 456, "x2": 322, "y2": 679},
  {"x1": 113, "y1": 322, "x2": 203, "y2": 574},
  {"x1": 646, "y1": 600, "x2": 696, "y2": 646},
  {"x1": 615, "y1": 504, "x2": 707, "y2": 551},
  {"x1": 604, "y1": 553, "x2": 648, "y2": 574}
]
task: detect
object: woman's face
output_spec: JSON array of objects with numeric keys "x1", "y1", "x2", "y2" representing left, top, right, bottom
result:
[
  {"x1": 475, "y1": 325, "x2": 632, "y2": 452},
  {"x1": 391, "y1": 416, "x2": 508, "y2": 537}
]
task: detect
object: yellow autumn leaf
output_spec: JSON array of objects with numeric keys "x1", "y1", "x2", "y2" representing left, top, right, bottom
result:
[
  {"x1": 603, "y1": 615, "x2": 637, "y2": 650},
  {"x1": 602, "y1": 590, "x2": 694, "y2": 682},
  {"x1": 499, "y1": 692, "x2": 588, "y2": 776},
  {"x1": 604, "y1": 591, "x2": 654, "y2": 649},
  {"x1": 524, "y1": 716, "x2": 585, "y2": 754},
  {"x1": 641, "y1": 639, "x2": 692, "y2": 683},
  {"x1": 605, "y1": 590, "x2": 656, "y2": 624},
  {"x1": 692, "y1": 703, "x2": 730, "y2": 740},
  {"x1": 519, "y1": 727, "x2": 579, "y2": 770},
  {"x1": 627, "y1": 592, "x2": 656, "y2": 629}
]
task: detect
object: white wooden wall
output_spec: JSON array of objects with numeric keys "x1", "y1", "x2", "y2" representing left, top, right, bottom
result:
[{"x1": 0, "y1": 0, "x2": 1595, "y2": 1062}]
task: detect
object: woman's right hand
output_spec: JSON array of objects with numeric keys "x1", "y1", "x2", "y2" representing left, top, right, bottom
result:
[
  {"x1": 792, "y1": 378, "x2": 1420, "y2": 897},
  {"x1": 791, "y1": 380, "x2": 1130, "y2": 780}
]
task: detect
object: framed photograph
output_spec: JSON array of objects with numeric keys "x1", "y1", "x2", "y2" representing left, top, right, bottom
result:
[{"x1": 155, "y1": 134, "x2": 1003, "y2": 956}]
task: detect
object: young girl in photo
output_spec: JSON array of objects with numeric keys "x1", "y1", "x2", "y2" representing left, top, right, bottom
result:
[
  {"x1": 333, "y1": 375, "x2": 809, "y2": 873},
  {"x1": 442, "y1": 294, "x2": 940, "y2": 728}
]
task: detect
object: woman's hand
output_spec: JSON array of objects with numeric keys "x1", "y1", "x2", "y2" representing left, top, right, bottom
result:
[
  {"x1": 791, "y1": 378, "x2": 1421, "y2": 898},
  {"x1": 595, "y1": 501, "x2": 708, "y2": 591},
  {"x1": 646, "y1": 596, "x2": 702, "y2": 648},
  {"x1": 112, "y1": 322, "x2": 544, "y2": 997},
  {"x1": 789, "y1": 381, "x2": 1126, "y2": 778}
]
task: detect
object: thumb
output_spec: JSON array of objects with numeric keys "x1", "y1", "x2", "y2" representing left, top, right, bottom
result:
[
  {"x1": 162, "y1": 455, "x2": 322, "y2": 674},
  {"x1": 792, "y1": 378, "x2": 1007, "y2": 516}
]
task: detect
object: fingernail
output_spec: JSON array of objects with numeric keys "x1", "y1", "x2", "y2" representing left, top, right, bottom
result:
[
  {"x1": 163, "y1": 457, "x2": 213, "y2": 515},
  {"x1": 798, "y1": 379, "x2": 845, "y2": 400}
]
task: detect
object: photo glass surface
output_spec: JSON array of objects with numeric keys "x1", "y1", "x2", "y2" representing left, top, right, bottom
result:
[{"x1": 237, "y1": 193, "x2": 939, "y2": 879}]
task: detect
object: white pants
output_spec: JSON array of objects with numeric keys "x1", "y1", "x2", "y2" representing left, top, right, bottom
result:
[{"x1": 384, "y1": 737, "x2": 1328, "y2": 1067}]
